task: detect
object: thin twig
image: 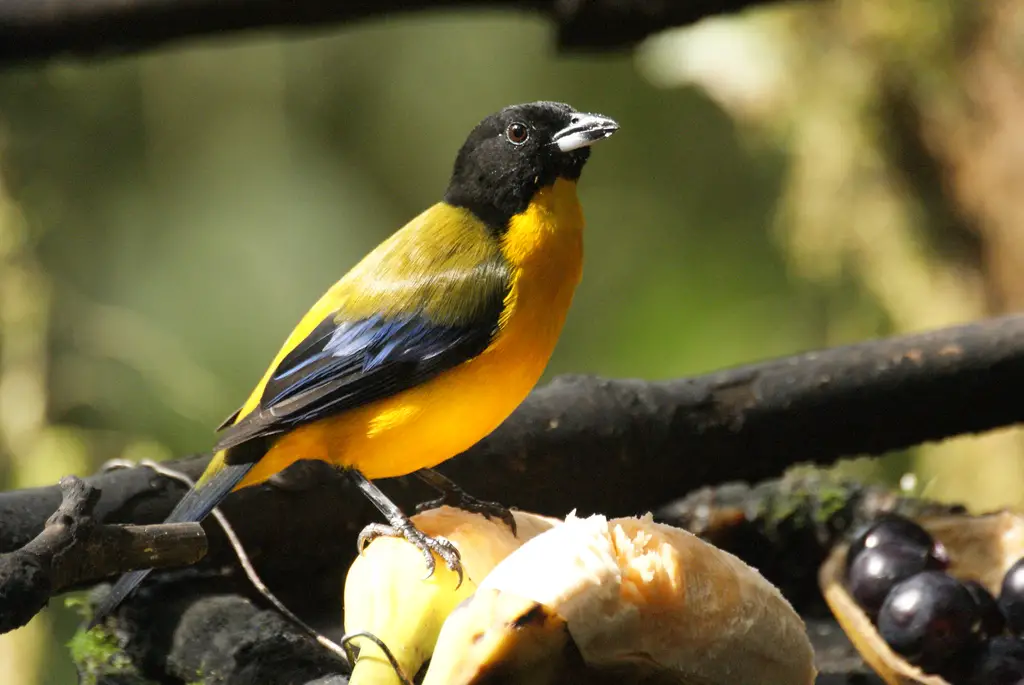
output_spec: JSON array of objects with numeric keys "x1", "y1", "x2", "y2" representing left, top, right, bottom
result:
[
  {"x1": 122, "y1": 459, "x2": 414, "y2": 683},
  {"x1": 340, "y1": 631, "x2": 414, "y2": 685},
  {"x1": 102, "y1": 458, "x2": 355, "y2": 666}
]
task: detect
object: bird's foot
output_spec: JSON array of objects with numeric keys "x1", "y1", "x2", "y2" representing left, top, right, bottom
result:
[
  {"x1": 416, "y1": 490, "x2": 517, "y2": 536},
  {"x1": 358, "y1": 521, "x2": 464, "y2": 587},
  {"x1": 413, "y1": 469, "x2": 517, "y2": 535}
]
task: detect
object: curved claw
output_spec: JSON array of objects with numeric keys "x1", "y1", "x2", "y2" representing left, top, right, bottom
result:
[
  {"x1": 494, "y1": 508, "x2": 518, "y2": 536},
  {"x1": 423, "y1": 535, "x2": 464, "y2": 589},
  {"x1": 418, "y1": 543, "x2": 438, "y2": 579},
  {"x1": 413, "y1": 498, "x2": 441, "y2": 515},
  {"x1": 357, "y1": 523, "x2": 397, "y2": 554},
  {"x1": 356, "y1": 522, "x2": 465, "y2": 589}
]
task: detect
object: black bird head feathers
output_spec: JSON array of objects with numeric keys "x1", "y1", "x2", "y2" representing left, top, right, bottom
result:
[{"x1": 444, "y1": 101, "x2": 618, "y2": 231}]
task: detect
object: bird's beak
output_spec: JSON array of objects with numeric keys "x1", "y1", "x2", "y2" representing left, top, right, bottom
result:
[{"x1": 552, "y1": 112, "x2": 619, "y2": 152}]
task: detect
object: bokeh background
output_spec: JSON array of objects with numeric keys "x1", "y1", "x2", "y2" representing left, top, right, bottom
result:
[{"x1": 3, "y1": 0, "x2": 1024, "y2": 681}]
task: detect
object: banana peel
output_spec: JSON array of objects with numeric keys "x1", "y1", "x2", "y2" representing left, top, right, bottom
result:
[
  {"x1": 343, "y1": 506, "x2": 560, "y2": 685},
  {"x1": 421, "y1": 512, "x2": 817, "y2": 685}
]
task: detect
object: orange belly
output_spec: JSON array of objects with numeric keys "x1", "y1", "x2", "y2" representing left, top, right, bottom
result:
[{"x1": 240, "y1": 334, "x2": 546, "y2": 485}]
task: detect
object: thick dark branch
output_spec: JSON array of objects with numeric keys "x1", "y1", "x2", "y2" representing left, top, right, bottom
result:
[
  {"x1": 82, "y1": 473, "x2": 935, "y2": 684},
  {"x1": 0, "y1": 476, "x2": 205, "y2": 634},
  {"x1": 1, "y1": 313, "x2": 1023, "y2": 634},
  {"x1": 468, "y1": 311, "x2": 1024, "y2": 517},
  {"x1": 0, "y1": 0, "x2": 795, "y2": 66}
]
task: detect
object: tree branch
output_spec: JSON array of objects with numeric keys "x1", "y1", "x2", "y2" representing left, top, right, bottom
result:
[
  {"x1": 0, "y1": 0, "x2": 798, "y2": 66},
  {"x1": 0, "y1": 312, "x2": 1020, "y2": 615},
  {"x1": 81, "y1": 470, "x2": 929, "y2": 684},
  {"x1": 0, "y1": 476, "x2": 205, "y2": 634},
  {"x1": 2, "y1": 313, "x2": 1023, "y2": 635}
]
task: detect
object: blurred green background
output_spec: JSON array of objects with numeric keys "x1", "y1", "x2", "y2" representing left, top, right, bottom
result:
[{"x1": 4, "y1": 1, "x2": 1024, "y2": 682}]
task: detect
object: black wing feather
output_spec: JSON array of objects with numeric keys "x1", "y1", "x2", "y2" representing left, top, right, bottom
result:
[{"x1": 214, "y1": 273, "x2": 507, "y2": 454}]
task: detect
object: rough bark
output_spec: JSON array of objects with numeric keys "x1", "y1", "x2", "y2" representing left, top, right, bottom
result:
[
  {"x1": 83, "y1": 470, "x2": 933, "y2": 684},
  {"x1": 0, "y1": 313, "x2": 1021, "y2": 633},
  {"x1": 0, "y1": 476, "x2": 205, "y2": 634}
]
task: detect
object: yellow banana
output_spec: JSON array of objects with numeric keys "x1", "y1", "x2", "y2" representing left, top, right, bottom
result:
[
  {"x1": 421, "y1": 512, "x2": 817, "y2": 685},
  {"x1": 342, "y1": 505, "x2": 560, "y2": 685}
]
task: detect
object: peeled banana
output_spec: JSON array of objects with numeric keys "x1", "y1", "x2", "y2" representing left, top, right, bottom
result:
[
  {"x1": 420, "y1": 512, "x2": 817, "y2": 685},
  {"x1": 342, "y1": 505, "x2": 561, "y2": 685}
]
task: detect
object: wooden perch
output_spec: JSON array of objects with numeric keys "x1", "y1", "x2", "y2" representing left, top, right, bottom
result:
[
  {"x1": 0, "y1": 476, "x2": 205, "y2": 633},
  {"x1": 0, "y1": 312, "x2": 1022, "y2": 639},
  {"x1": 0, "y1": 0, "x2": 799, "y2": 65}
]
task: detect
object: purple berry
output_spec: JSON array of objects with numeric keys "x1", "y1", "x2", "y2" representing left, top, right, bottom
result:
[
  {"x1": 1001, "y1": 558, "x2": 1024, "y2": 636},
  {"x1": 847, "y1": 545, "x2": 941, "y2": 619},
  {"x1": 878, "y1": 571, "x2": 979, "y2": 675},
  {"x1": 967, "y1": 636, "x2": 1024, "y2": 685},
  {"x1": 964, "y1": 580, "x2": 1006, "y2": 638},
  {"x1": 845, "y1": 513, "x2": 949, "y2": 575}
]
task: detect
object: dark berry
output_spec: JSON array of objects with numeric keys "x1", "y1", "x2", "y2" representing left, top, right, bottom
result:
[
  {"x1": 847, "y1": 544, "x2": 940, "y2": 618},
  {"x1": 1001, "y1": 558, "x2": 1024, "y2": 636},
  {"x1": 878, "y1": 571, "x2": 979, "y2": 675},
  {"x1": 964, "y1": 579, "x2": 1007, "y2": 638},
  {"x1": 966, "y1": 636, "x2": 1024, "y2": 685},
  {"x1": 845, "y1": 513, "x2": 949, "y2": 575}
]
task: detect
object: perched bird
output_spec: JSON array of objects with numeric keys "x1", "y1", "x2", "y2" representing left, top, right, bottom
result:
[{"x1": 92, "y1": 101, "x2": 619, "y2": 623}]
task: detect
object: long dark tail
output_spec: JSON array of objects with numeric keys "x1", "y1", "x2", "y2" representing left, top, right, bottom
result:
[{"x1": 89, "y1": 461, "x2": 254, "y2": 626}]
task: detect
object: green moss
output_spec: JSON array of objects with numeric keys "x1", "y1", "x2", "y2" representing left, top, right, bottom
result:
[
  {"x1": 756, "y1": 468, "x2": 861, "y2": 538},
  {"x1": 63, "y1": 595, "x2": 92, "y2": 623},
  {"x1": 64, "y1": 597, "x2": 143, "y2": 685},
  {"x1": 185, "y1": 666, "x2": 209, "y2": 685},
  {"x1": 815, "y1": 481, "x2": 853, "y2": 523}
]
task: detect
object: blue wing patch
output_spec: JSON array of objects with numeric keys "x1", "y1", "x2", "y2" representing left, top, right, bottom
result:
[
  {"x1": 262, "y1": 313, "x2": 488, "y2": 411},
  {"x1": 213, "y1": 307, "x2": 504, "y2": 455},
  {"x1": 266, "y1": 316, "x2": 457, "y2": 405}
]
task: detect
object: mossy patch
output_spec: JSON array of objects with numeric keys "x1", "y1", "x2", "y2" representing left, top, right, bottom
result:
[{"x1": 65, "y1": 596, "x2": 146, "y2": 685}]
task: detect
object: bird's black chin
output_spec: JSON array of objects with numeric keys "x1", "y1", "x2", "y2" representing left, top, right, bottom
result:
[{"x1": 555, "y1": 147, "x2": 590, "y2": 182}]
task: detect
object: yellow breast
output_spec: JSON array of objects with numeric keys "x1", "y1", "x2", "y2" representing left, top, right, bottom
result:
[{"x1": 238, "y1": 178, "x2": 585, "y2": 487}]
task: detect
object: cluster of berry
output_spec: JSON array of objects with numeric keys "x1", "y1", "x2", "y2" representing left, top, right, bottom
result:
[{"x1": 844, "y1": 513, "x2": 1024, "y2": 684}]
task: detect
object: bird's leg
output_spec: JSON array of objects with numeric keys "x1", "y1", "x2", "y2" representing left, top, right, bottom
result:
[
  {"x1": 348, "y1": 470, "x2": 464, "y2": 586},
  {"x1": 413, "y1": 468, "x2": 517, "y2": 536}
]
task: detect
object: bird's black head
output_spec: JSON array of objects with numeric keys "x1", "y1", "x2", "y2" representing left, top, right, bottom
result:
[{"x1": 444, "y1": 101, "x2": 618, "y2": 231}]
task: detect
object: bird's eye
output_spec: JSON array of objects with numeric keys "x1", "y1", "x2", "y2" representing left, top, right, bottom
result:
[{"x1": 506, "y1": 122, "x2": 529, "y2": 145}]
